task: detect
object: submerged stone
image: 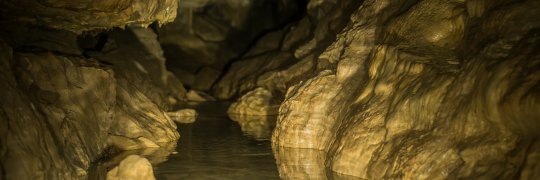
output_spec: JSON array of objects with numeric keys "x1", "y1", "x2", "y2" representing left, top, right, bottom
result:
[{"x1": 167, "y1": 108, "x2": 198, "y2": 124}]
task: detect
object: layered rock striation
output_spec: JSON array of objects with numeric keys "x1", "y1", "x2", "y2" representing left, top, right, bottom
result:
[
  {"x1": 217, "y1": 0, "x2": 540, "y2": 179},
  {"x1": 272, "y1": 0, "x2": 540, "y2": 178}
]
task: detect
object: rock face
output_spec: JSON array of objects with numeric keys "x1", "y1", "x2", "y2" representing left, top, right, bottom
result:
[
  {"x1": 269, "y1": 0, "x2": 540, "y2": 179},
  {"x1": 229, "y1": 115, "x2": 277, "y2": 140},
  {"x1": 213, "y1": 0, "x2": 362, "y2": 100},
  {"x1": 0, "y1": 0, "x2": 183, "y2": 179},
  {"x1": 158, "y1": 0, "x2": 304, "y2": 91},
  {"x1": 227, "y1": 87, "x2": 280, "y2": 116},
  {"x1": 107, "y1": 155, "x2": 156, "y2": 180},
  {"x1": 0, "y1": 42, "x2": 116, "y2": 179},
  {"x1": 167, "y1": 109, "x2": 198, "y2": 124},
  {"x1": 0, "y1": 0, "x2": 178, "y2": 33},
  {"x1": 87, "y1": 27, "x2": 182, "y2": 150}
]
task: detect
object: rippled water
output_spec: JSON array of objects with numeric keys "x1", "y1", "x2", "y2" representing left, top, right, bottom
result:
[{"x1": 154, "y1": 102, "x2": 279, "y2": 179}]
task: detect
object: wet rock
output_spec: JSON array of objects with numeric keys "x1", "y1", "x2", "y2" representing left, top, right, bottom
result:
[
  {"x1": 0, "y1": 41, "x2": 116, "y2": 179},
  {"x1": 273, "y1": 147, "x2": 327, "y2": 179},
  {"x1": 227, "y1": 87, "x2": 280, "y2": 116},
  {"x1": 167, "y1": 109, "x2": 198, "y2": 124},
  {"x1": 85, "y1": 27, "x2": 181, "y2": 150},
  {"x1": 186, "y1": 90, "x2": 216, "y2": 102},
  {"x1": 213, "y1": 52, "x2": 294, "y2": 99},
  {"x1": 271, "y1": 0, "x2": 540, "y2": 179},
  {"x1": 107, "y1": 155, "x2": 156, "y2": 180},
  {"x1": 0, "y1": 0, "x2": 178, "y2": 33},
  {"x1": 229, "y1": 115, "x2": 277, "y2": 140},
  {"x1": 88, "y1": 143, "x2": 177, "y2": 179},
  {"x1": 89, "y1": 27, "x2": 186, "y2": 108},
  {"x1": 109, "y1": 81, "x2": 179, "y2": 150},
  {"x1": 0, "y1": 5, "x2": 185, "y2": 178},
  {"x1": 108, "y1": 136, "x2": 160, "y2": 150}
]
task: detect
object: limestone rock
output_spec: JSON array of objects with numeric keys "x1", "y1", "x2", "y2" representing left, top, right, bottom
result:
[
  {"x1": 0, "y1": 17, "x2": 184, "y2": 179},
  {"x1": 107, "y1": 155, "x2": 156, "y2": 180},
  {"x1": 213, "y1": 52, "x2": 294, "y2": 99},
  {"x1": 0, "y1": 0, "x2": 178, "y2": 33},
  {"x1": 271, "y1": 0, "x2": 540, "y2": 179},
  {"x1": 108, "y1": 136, "x2": 160, "y2": 150},
  {"x1": 167, "y1": 109, "x2": 198, "y2": 124},
  {"x1": 0, "y1": 24, "x2": 82, "y2": 55},
  {"x1": 192, "y1": 66, "x2": 221, "y2": 91},
  {"x1": 159, "y1": 0, "x2": 303, "y2": 90},
  {"x1": 273, "y1": 147, "x2": 327, "y2": 179},
  {"x1": 227, "y1": 87, "x2": 280, "y2": 116},
  {"x1": 212, "y1": 0, "x2": 361, "y2": 100},
  {"x1": 88, "y1": 27, "x2": 186, "y2": 108},
  {"x1": 0, "y1": 41, "x2": 116, "y2": 179},
  {"x1": 229, "y1": 115, "x2": 277, "y2": 140},
  {"x1": 186, "y1": 90, "x2": 216, "y2": 102}
]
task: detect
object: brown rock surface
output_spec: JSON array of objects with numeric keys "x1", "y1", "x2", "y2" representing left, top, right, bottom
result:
[
  {"x1": 0, "y1": 1, "x2": 183, "y2": 178},
  {"x1": 0, "y1": 0, "x2": 178, "y2": 33},
  {"x1": 271, "y1": 0, "x2": 540, "y2": 179}
]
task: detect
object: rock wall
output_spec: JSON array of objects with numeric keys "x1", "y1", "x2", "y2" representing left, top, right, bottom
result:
[
  {"x1": 220, "y1": 0, "x2": 540, "y2": 179},
  {"x1": 213, "y1": 0, "x2": 363, "y2": 100},
  {"x1": 0, "y1": 0, "x2": 177, "y2": 33},
  {"x1": 158, "y1": 0, "x2": 304, "y2": 91},
  {"x1": 0, "y1": 1, "x2": 182, "y2": 179}
]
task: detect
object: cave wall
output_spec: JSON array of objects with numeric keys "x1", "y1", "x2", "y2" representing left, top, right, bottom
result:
[
  {"x1": 0, "y1": 1, "x2": 183, "y2": 179},
  {"x1": 221, "y1": 0, "x2": 540, "y2": 179},
  {"x1": 1, "y1": 0, "x2": 539, "y2": 179},
  {"x1": 158, "y1": 0, "x2": 304, "y2": 91}
]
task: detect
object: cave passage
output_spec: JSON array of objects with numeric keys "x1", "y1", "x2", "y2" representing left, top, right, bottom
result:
[
  {"x1": 2, "y1": 0, "x2": 540, "y2": 179},
  {"x1": 154, "y1": 102, "x2": 278, "y2": 179}
]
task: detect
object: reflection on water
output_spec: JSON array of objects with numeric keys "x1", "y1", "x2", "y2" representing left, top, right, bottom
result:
[
  {"x1": 274, "y1": 147, "x2": 328, "y2": 179},
  {"x1": 90, "y1": 102, "x2": 363, "y2": 180},
  {"x1": 88, "y1": 142, "x2": 177, "y2": 180},
  {"x1": 154, "y1": 102, "x2": 280, "y2": 179},
  {"x1": 273, "y1": 147, "x2": 363, "y2": 180},
  {"x1": 229, "y1": 114, "x2": 277, "y2": 140}
]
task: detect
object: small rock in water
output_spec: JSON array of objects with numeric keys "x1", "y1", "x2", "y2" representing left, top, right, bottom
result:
[
  {"x1": 167, "y1": 109, "x2": 198, "y2": 123},
  {"x1": 107, "y1": 155, "x2": 155, "y2": 180}
]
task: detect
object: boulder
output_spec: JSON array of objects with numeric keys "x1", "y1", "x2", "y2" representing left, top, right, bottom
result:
[
  {"x1": 227, "y1": 87, "x2": 280, "y2": 116},
  {"x1": 167, "y1": 109, "x2": 198, "y2": 124},
  {"x1": 107, "y1": 155, "x2": 156, "y2": 180}
]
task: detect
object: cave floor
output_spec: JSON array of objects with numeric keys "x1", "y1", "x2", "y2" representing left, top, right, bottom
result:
[{"x1": 154, "y1": 102, "x2": 280, "y2": 179}]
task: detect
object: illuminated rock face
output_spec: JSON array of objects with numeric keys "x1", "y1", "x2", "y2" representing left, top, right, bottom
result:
[
  {"x1": 0, "y1": 28, "x2": 182, "y2": 178},
  {"x1": 227, "y1": 87, "x2": 280, "y2": 116},
  {"x1": 270, "y1": 0, "x2": 540, "y2": 179},
  {"x1": 0, "y1": 1, "x2": 182, "y2": 179},
  {"x1": 0, "y1": 43, "x2": 116, "y2": 179},
  {"x1": 107, "y1": 155, "x2": 156, "y2": 180},
  {"x1": 0, "y1": 0, "x2": 178, "y2": 33}
]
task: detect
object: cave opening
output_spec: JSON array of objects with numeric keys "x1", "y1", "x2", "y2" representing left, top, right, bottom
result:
[{"x1": 1, "y1": 0, "x2": 540, "y2": 180}]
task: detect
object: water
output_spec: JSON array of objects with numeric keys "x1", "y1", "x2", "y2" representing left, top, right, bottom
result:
[
  {"x1": 87, "y1": 101, "x2": 362, "y2": 180},
  {"x1": 154, "y1": 102, "x2": 280, "y2": 179}
]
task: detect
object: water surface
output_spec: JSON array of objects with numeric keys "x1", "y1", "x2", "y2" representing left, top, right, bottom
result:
[{"x1": 154, "y1": 102, "x2": 279, "y2": 179}]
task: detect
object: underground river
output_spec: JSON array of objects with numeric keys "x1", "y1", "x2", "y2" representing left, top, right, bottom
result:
[{"x1": 154, "y1": 102, "x2": 279, "y2": 179}]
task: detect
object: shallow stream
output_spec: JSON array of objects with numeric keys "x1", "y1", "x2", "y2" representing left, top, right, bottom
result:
[{"x1": 154, "y1": 102, "x2": 279, "y2": 179}]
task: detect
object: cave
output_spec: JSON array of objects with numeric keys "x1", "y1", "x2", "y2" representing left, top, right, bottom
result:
[{"x1": 1, "y1": 0, "x2": 539, "y2": 179}]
